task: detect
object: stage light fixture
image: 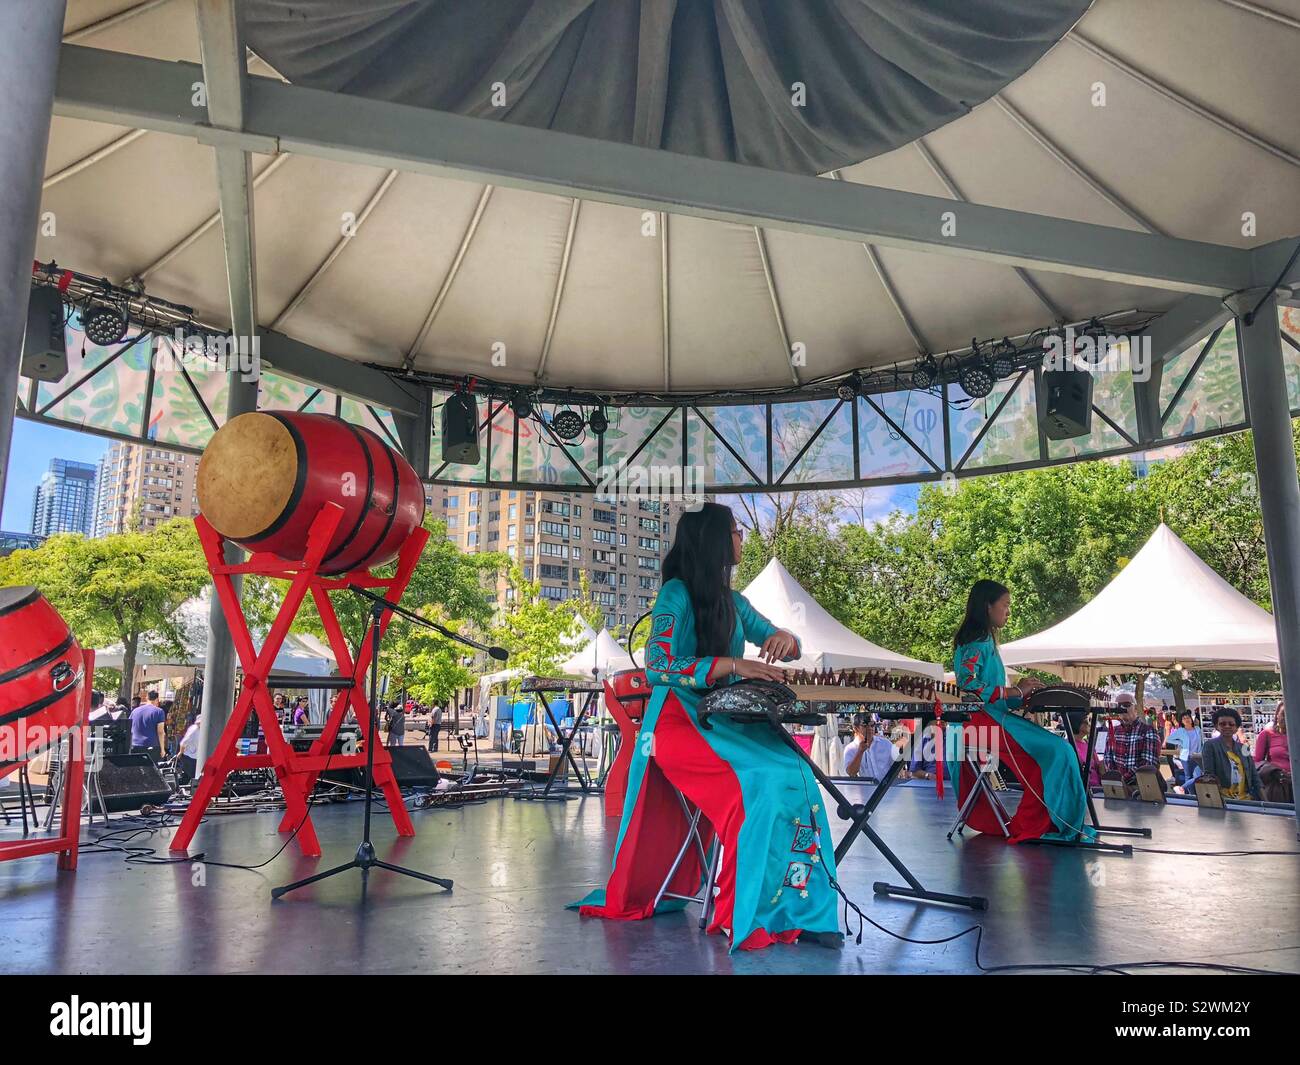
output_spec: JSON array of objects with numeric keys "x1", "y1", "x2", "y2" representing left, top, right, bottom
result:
[
  {"x1": 835, "y1": 372, "x2": 862, "y2": 402},
  {"x1": 957, "y1": 355, "x2": 995, "y2": 399},
  {"x1": 551, "y1": 408, "x2": 585, "y2": 440},
  {"x1": 911, "y1": 355, "x2": 938, "y2": 390},
  {"x1": 588, "y1": 406, "x2": 609, "y2": 435},
  {"x1": 991, "y1": 338, "x2": 1017, "y2": 379},
  {"x1": 510, "y1": 389, "x2": 533, "y2": 419},
  {"x1": 84, "y1": 301, "x2": 128, "y2": 346}
]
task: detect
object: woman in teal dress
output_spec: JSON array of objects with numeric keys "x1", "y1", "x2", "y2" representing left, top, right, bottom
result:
[
  {"x1": 946, "y1": 580, "x2": 1094, "y2": 842},
  {"x1": 572, "y1": 503, "x2": 844, "y2": 950}
]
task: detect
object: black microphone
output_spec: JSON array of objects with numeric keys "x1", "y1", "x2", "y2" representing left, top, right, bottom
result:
[{"x1": 489, "y1": 646, "x2": 510, "y2": 662}]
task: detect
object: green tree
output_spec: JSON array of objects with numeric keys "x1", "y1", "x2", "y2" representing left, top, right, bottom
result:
[
  {"x1": 492, "y1": 564, "x2": 583, "y2": 681},
  {"x1": 0, "y1": 520, "x2": 210, "y2": 701},
  {"x1": 284, "y1": 517, "x2": 502, "y2": 692}
]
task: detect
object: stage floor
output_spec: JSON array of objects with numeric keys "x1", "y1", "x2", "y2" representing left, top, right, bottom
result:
[{"x1": 1, "y1": 783, "x2": 1297, "y2": 975}]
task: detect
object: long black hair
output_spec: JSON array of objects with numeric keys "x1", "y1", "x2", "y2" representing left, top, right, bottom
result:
[
  {"x1": 954, "y1": 579, "x2": 1010, "y2": 649},
  {"x1": 662, "y1": 502, "x2": 737, "y2": 657}
]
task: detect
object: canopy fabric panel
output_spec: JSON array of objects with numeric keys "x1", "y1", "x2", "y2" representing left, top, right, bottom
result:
[
  {"x1": 739, "y1": 557, "x2": 943, "y2": 678},
  {"x1": 47, "y1": 0, "x2": 1300, "y2": 404},
  {"x1": 238, "y1": 0, "x2": 1090, "y2": 175},
  {"x1": 1001, "y1": 523, "x2": 1281, "y2": 674}
]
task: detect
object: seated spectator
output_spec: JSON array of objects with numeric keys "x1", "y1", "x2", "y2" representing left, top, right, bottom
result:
[
  {"x1": 1201, "y1": 707, "x2": 1262, "y2": 801},
  {"x1": 1067, "y1": 711, "x2": 1104, "y2": 790},
  {"x1": 842, "y1": 713, "x2": 895, "y2": 781},
  {"x1": 1254, "y1": 702, "x2": 1291, "y2": 803},
  {"x1": 903, "y1": 722, "x2": 939, "y2": 781},
  {"x1": 1104, "y1": 695, "x2": 1161, "y2": 788},
  {"x1": 1165, "y1": 709, "x2": 1203, "y2": 790}
]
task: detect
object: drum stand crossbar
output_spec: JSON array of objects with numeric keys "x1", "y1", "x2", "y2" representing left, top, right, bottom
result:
[{"x1": 170, "y1": 507, "x2": 428, "y2": 858}]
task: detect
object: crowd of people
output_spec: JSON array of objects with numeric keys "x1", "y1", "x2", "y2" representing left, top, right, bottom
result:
[{"x1": 835, "y1": 693, "x2": 1292, "y2": 805}]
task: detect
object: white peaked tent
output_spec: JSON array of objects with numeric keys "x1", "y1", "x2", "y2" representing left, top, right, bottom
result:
[
  {"x1": 560, "y1": 628, "x2": 636, "y2": 680},
  {"x1": 740, "y1": 558, "x2": 944, "y2": 680},
  {"x1": 1001, "y1": 524, "x2": 1280, "y2": 683},
  {"x1": 94, "y1": 593, "x2": 335, "y2": 676}
]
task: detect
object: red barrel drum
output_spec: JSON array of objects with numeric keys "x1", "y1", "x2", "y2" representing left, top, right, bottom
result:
[
  {"x1": 0, "y1": 586, "x2": 85, "y2": 760},
  {"x1": 197, "y1": 412, "x2": 426, "y2": 575}
]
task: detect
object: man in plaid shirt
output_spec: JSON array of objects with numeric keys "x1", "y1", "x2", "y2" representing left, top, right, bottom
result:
[{"x1": 1104, "y1": 697, "x2": 1162, "y2": 784}]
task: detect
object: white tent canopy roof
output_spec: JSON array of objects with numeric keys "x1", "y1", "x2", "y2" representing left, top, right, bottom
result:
[
  {"x1": 1001, "y1": 523, "x2": 1280, "y2": 676},
  {"x1": 560, "y1": 628, "x2": 636, "y2": 680},
  {"x1": 94, "y1": 593, "x2": 336, "y2": 676},
  {"x1": 740, "y1": 557, "x2": 943, "y2": 679},
  {"x1": 44, "y1": 0, "x2": 1300, "y2": 396}
]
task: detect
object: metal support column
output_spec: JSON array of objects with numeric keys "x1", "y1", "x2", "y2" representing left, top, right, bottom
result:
[
  {"x1": 196, "y1": 376, "x2": 258, "y2": 774},
  {"x1": 1234, "y1": 289, "x2": 1300, "y2": 831},
  {"x1": 0, "y1": 2, "x2": 66, "y2": 505}
]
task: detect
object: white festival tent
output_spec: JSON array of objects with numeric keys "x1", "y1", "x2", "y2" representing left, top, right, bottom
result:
[
  {"x1": 94, "y1": 593, "x2": 335, "y2": 677},
  {"x1": 740, "y1": 558, "x2": 945, "y2": 680},
  {"x1": 560, "y1": 628, "x2": 637, "y2": 680},
  {"x1": 741, "y1": 558, "x2": 944, "y2": 776},
  {"x1": 476, "y1": 615, "x2": 598, "y2": 716},
  {"x1": 1001, "y1": 523, "x2": 1280, "y2": 684}
]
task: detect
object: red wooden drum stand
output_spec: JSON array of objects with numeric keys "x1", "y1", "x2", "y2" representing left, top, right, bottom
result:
[
  {"x1": 0, "y1": 650, "x2": 91, "y2": 870},
  {"x1": 170, "y1": 505, "x2": 428, "y2": 858}
]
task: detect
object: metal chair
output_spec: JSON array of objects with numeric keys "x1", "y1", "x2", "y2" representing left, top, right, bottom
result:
[{"x1": 651, "y1": 783, "x2": 723, "y2": 930}]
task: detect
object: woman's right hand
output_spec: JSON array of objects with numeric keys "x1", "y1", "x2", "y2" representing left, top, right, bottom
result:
[{"x1": 732, "y1": 657, "x2": 788, "y2": 683}]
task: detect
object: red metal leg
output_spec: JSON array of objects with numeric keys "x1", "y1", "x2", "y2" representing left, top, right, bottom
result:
[{"x1": 175, "y1": 509, "x2": 429, "y2": 857}]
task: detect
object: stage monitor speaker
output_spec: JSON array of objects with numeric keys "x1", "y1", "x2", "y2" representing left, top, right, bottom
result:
[
  {"x1": 21, "y1": 285, "x2": 68, "y2": 382},
  {"x1": 1042, "y1": 367, "x2": 1093, "y2": 440},
  {"x1": 386, "y1": 745, "x2": 440, "y2": 788},
  {"x1": 91, "y1": 753, "x2": 170, "y2": 814},
  {"x1": 441, "y1": 392, "x2": 479, "y2": 465}
]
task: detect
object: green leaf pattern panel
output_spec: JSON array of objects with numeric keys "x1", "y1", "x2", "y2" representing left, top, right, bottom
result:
[
  {"x1": 1160, "y1": 323, "x2": 1244, "y2": 437},
  {"x1": 859, "y1": 389, "x2": 944, "y2": 476},
  {"x1": 34, "y1": 312, "x2": 152, "y2": 436},
  {"x1": 955, "y1": 373, "x2": 1039, "y2": 469}
]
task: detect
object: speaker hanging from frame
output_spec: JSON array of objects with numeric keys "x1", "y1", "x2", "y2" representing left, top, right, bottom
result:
[
  {"x1": 1042, "y1": 367, "x2": 1094, "y2": 440},
  {"x1": 21, "y1": 285, "x2": 68, "y2": 382},
  {"x1": 441, "y1": 391, "x2": 480, "y2": 465}
]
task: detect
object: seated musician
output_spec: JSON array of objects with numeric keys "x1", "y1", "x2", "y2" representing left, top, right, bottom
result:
[
  {"x1": 946, "y1": 580, "x2": 1095, "y2": 843},
  {"x1": 572, "y1": 503, "x2": 842, "y2": 951}
]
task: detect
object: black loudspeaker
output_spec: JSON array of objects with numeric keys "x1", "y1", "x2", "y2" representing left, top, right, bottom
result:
[
  {"x1": 1042, "y1": 367, "x2": 1093, "y2": 440},
  {"x1": 441, "y1": 392, "x2": 479, "y2": 464},
  {"x1": 91, "y1": 753, "x2": 170, "y2": 814},
  {"x1": 21, "y1": 286, "x2": 68, "y2": 382},
  {"x1": 386, "y1": 745, "x2": 440, "y2": 788}
]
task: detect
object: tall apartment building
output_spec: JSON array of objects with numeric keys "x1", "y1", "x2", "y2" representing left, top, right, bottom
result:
[
  {"x1": 425, "y1": 486, "x2": 675, "y2": 631},
  {"x1": 92, "y1": 441, "x2": 201, "y2": 536},
  {"x1": 31, "y1": 459, "x2": 97, "y2": 536}
]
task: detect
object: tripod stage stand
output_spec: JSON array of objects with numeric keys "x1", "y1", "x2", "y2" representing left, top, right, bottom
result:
[{"x1": 273, "y1": 589, "x2": 452, "y2": 898}]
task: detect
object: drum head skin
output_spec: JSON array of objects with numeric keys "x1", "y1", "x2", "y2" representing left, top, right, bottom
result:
[
  {"x1": 197, "y1": 412, "x2": 300, "y2": 539},
  {"x1": 0, "y1": 586, "x2": 38, "y2": 615}
]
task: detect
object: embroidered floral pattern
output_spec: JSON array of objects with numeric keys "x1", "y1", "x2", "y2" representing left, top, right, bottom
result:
[
  {"x1": 783, "y1": 861, "x2": 812, "y2": 890},
  {"x1": 646, "y1": 612, "x2": 703, "y2": 687},
  {"x1": 791, "y1": 824, "x2": 819, "y2": 855}
]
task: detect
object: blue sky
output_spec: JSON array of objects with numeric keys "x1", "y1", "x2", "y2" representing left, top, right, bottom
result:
[
  {"x1": 2, "y1": 419, "x2": 922, "y2": 534},
  {"x1": 2, "y1": 420, "x2": 109, "y2": 531}
]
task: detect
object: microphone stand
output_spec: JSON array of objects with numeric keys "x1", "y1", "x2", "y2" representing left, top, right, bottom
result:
[{"x1": 272, "y1": 587, "x2": 504, "y2": 899}]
